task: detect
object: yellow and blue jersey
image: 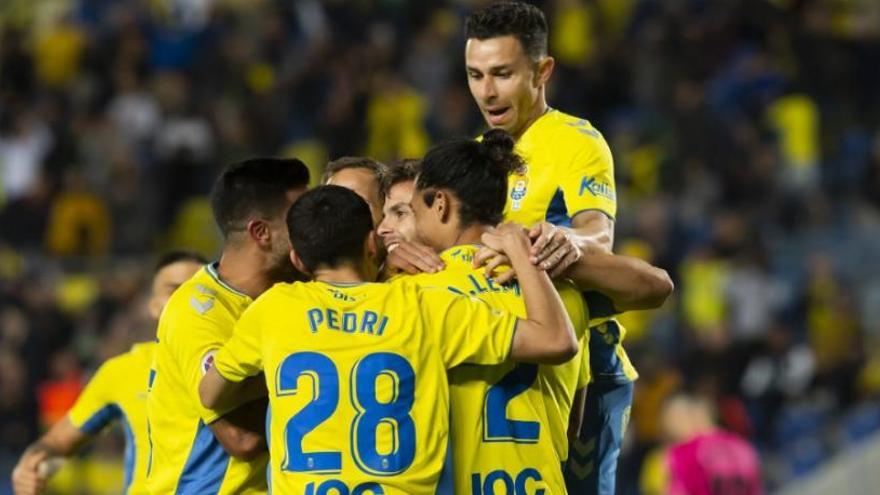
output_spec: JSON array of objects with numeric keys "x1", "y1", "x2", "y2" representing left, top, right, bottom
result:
[
  {"x1": 211, "y1": 278, "x2": 519, "y2": 495},
  {"x1": 67, "y1": 342, "x2": 156, "y2": 495},
  {"x1": 146, "y1": 263, "x2": 268, "y2": 494},
  {"x1": 505, "y1": 108, "x2": 638, "y2": 385},
  {"x1": 504, "y1": 108, "x2": 616, "y2": 227},
  {"x1": 403, "y1": 245, "x2": 590, "y2": 494}
]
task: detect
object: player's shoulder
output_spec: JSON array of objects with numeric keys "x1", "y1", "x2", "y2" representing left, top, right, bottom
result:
[
  {"x1": 93, "y1": 345, "x2": 148, "y2": 379},
  {"x1": 529, "y1": 109, "x2": 609, "y2": 153}
]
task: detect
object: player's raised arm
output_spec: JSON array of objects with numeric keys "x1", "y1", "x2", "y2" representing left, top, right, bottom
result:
[
  {"x1": 568, "y1": 252, "x2": 673, "y2": 311},
  {"x1": 481, "y1": 223, "x2": 578, "y2": 364}
]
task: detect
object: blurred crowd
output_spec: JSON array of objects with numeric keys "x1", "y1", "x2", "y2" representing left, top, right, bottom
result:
[{"x1": 2, "y1": 0, "x2": 880, "y2": 493}]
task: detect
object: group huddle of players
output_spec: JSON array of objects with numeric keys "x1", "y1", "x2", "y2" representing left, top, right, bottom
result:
[{"x1": 12, "y1": 2, "x2": 678, "y2": 494}]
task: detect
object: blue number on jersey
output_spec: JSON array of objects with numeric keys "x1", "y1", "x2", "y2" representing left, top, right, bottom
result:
[
  {"x1": 351, "y1": 352, "x2": 416, "y2": 475},
  {"x1": 277, "y1": 352, "x2": 341, "y2": 473},
  {"x1": 483, "y1": 364, "x2": 540, "y2": 443},
  {"x1": 276, "y1": 351, "x2": 416, "y2": 475}
]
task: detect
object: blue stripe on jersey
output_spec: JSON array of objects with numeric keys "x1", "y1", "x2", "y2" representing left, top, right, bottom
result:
[
  {"x1": 589, "y1": 321, "x2": 631, "y2": 385},
  {"x1": 146, "y1": 417, "x2": 153, "y2": 476},
  {"x1": 175, "y1": 421, "x2": 229, "y2": 494},
  {"x1": 266, "y1": 405, "x2": 272, "y2": 494},
  {"x1": 545, "y1": 188, "x2": 573, "y2": 227},
  {"x1": 582, "y1": 291, "x2": 619, "y2": 319},
  {"x1": 118, "y1": 410, "x2": 136, "y2": 494},
  {"x1": 79, "y1": 404, "x2": 122, "y2": 434}
]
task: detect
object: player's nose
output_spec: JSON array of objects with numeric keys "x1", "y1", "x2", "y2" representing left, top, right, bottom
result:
[{"x1": 479, "y1": 77, "x2": 498, "y2": 101}]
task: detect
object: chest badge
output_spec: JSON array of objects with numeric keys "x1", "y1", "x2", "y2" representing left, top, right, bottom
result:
[{"x1": 510, "y1": 168, "x2": 529, "y2": 211}]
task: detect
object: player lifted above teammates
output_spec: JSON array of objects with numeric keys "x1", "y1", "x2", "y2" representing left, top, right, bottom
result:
[
  {"x1": 198, "y1": 185, "x2": 580, "y2": 494},
  {"x1": 12, "y1": 251, "x2": 206, "y2": 495},
  {"x1": 146, "y1": 158, "x2": 308, "y2": 494},
  {"x1": 462, "y1": 3, "x2": 673, "y2": 493}
]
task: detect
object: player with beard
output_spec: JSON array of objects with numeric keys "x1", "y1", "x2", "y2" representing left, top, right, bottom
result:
[{"x1": 146, "y1": 158, "x2": 309, "y2": 494}]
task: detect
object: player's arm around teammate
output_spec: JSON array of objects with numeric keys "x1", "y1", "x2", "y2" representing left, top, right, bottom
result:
[{"x1": 482, "y1": 222, "x2": 579, "y2": 364}]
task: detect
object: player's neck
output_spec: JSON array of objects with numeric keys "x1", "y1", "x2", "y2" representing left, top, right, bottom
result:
[
  {"x1": 450, "y1": 223, "x2": 491, "y2": 248},
  {"x1": 513, "y1": 95, "x2": 549, "y2": 140},
  {"x1": 215, "y1": 248, "x2": 275, "y2": 299},
  {"x1": 313, "y1": 264, "x2": 368, "y2": 285}
]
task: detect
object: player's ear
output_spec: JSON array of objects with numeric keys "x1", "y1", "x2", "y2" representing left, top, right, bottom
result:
[
  {"x1": 246, "y1": 219, "x2": 271, "y2": 246},
  {"x1": 289, "y1": 249, "x2": 310, "y2": 276},
  {"x1": 534, "y1": 56, "x2": 554, "y2": 87},
  {"x1": 435, "y1": 191, "x2": 450, "y2": 223},
  {"x1": 365, "y1": 230, "x2": 379, "y2": 262},
  {"x1": 148, "y1": 295, "x2": 163, "y2": 320}
]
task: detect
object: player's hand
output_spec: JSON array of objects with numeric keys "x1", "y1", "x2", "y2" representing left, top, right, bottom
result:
[
  {"x1": 383, "y1": 240, "x2": 444, "y2": 275},
  {"x1": 528, "y1": 222, "x2": 582, "y2": 278},
  {"x1": 480, "y1": 223, "x2": 531, "y2": 259},
  {"x1": 12, "y1": 448, "x2": 50, "y2": 495},
  {"x1": 473, "y1": 246, "x2": 516, "y2": 285}
]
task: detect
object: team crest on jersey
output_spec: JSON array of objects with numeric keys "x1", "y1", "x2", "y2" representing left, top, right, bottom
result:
[
  {"x1": 510, "y1": 171, "x2": 529, "y2": 211},
  {"x1": 201, "y1": 350, "x2": 217, "y2": 375}
]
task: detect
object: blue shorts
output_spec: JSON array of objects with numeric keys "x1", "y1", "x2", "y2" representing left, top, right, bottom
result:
[{"x1": 564, "y1": 381, "x2": 634, "y2": 495}]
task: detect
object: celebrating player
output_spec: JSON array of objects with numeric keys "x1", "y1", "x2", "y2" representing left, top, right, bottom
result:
[
  {"x1": 198, "y1": 185, "x2": 579, "y2": 494},
  {"x1": 461, "y1": 3, "x2": 673, "y2": 492},
  {"x1": 404, "y1": 131, "x2": 589, "y2": 494},
  {"x1": 322, "y1": 156, "x2": 387, "y2": 227},
  {"x1": 11, "y1": 250, "x2": 206, "y2": 495},
  {"x1": 382, "y1": 131, "x2": 675, "y2": 493},
  {"x1": 146, "y1": 158, "x2": 309, "y2": 494}
]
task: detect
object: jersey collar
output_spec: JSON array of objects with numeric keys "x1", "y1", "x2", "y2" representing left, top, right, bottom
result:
[{"x1": 205, "y1": 262, "x2": 250, "y2": 299}]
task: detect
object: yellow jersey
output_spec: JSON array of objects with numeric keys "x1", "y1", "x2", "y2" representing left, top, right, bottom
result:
[
  {"x1": 404, "y1": 245, "x2": 589, "y2": 494},
  {"x1": 505, "y1": 108, "x2": 616, "y2": 227},
  {"x1": 146, "y1": 264, "x2": 268, "y2": 494},
  {"x1": 212, "y1": 278, "x2": 519, "y2": 495},
  {"x1": 68, "y1": 342, "x2": 156, "y2": 495},
  {"x1": 507, "y1": 108, "x2": 638, "y2": 384}
]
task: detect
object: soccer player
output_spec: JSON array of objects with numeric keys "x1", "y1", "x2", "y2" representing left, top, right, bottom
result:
[
  {"x1": 322, "y1": 156, "x2": 387, "y2": 227},
  {"x1": 462, "y1": 3, "x2": 673, "y2": 493},
  {"x1": 198, "y1": 185, "x2": 579, "y2": 494},
  {"x1": 376, "y1": 159, "x2": 420, "y2": 254},
  {"x1": 389, "y1": 131, "x2": 677, "y2": 494},
  {"x1": 11, "y1": 250, "x2": 206, "y2": 495},
  {"x1": 146, "y1": 158, "x2": 309, "y2": 494},
  {"x1": 661, "y1": 394, "x2": 764, "y2": 495}
]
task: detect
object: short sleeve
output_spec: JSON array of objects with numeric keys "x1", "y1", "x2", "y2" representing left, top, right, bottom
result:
[
  {"x1": 166, "y1": 306, "x2": 237, "y2": 424},
  {"x1": 68, "y1": 359, "x2": 121, "y2": 434},
  {"x1": 560, "y1": 131, "x2": 617, "y2": 220},
  {"x1": 213, "y1": 304, "x2": 264, "y2": 383},
  {"x1": 418, "y1": 287, "x2": 518, "y2": 368}
]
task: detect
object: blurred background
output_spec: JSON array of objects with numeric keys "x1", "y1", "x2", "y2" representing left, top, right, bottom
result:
[{"x1": 1, "y1": 0, "x2": 880, "y2": 493}]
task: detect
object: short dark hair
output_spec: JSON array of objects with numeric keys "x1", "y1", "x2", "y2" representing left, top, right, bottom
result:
[
  {"x1": 154, "y1": 250, "x2": 208, "y2": 273},
  {"x1": 465, "y1": 1, "x2": 549, "y2": 61},
  {"x1": 286, "y1": 185, "x2": 374, "y2": 273},
  {"x1": 380, "y1": 159, "x2": 421, "y2": 198},
  {"x1": 416, "y1": 129, "x2": 523, "y2": 227},
  {"x1": 321, "y1": 156, "x2": 386, "y2": 185},
  {"x1": 210, "y1": 158, "x2": 310, "y2": 238}
]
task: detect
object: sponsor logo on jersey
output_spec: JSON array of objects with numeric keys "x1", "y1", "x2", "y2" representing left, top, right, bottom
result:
[{"x1": 579, "y1": 176, "x2": 615, "y2": 201}]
